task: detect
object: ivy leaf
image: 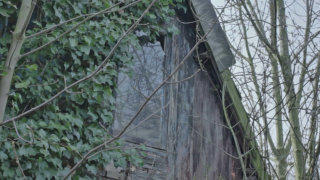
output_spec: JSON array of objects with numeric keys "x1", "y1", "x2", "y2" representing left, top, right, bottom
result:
[
  {"x1": 72, "y1": 118, "x2": 83, "y2": 128},
  {"x1": 0, "y1": 8, "x2": 10, "y2": 17},
  {"x1": 19, "y1": 147, "x2": 37, "y2": 156},
  {"x1": 0, "y1": 151, "x2": 8, "y2": 160},
  {"x1": 148, "y1": 13, "x2": 156, "y2": 19},
  {"x1": 80, "y1": 46, "x2": 91, "y2": 55},
  {"x1": 88, "y1": 111, "x2": 98, "y2": 120},
  {"x1": 15, "y1": 80, "x2": 30, "y2": 89},
  {"x1": 0, "y1": 0, "x2": 180, "y2": 177},
  {"x1": 61, "y1": 137, "x2": 70, "y2": 143},
  {"x1": 69, "y1": 38, "x2": 78, "y2": 47},
  {"x1": 38, "y1": 129, "x2": 47, "y2": 138},
  {"x1": 48, "y1": 134, "x2": 60, "y2": 143},
  {"x1": 84, "y1": 36, "x2": 92, "y2": 45},
  {"x1": 104, "y1": 1, "x2": 110, "y2": 8},
  {"x1": 40, "y1": 148, "x2": 50, "y2": 157},
  {"x1": 48, "y1": 157, "x2": 62, "y2": 168},
  {"x1": 86, "y1": 164, "x2": 97, "y2": 174},
  {"x1": 26, "y1": 64, "x2": 38, "y2": 71}
]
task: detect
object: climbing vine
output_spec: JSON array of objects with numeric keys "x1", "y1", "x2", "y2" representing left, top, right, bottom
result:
[{"x1": 0, "y1": 0, "x2": 184, "y2": 178}]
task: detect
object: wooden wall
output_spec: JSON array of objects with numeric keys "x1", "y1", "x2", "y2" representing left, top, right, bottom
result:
[
  {"x1": 162, "y1": 17, "x2": 246, "y2": 180},
  {"x1": 113, "y1": 15, "x2": 257, "y2": 180}
]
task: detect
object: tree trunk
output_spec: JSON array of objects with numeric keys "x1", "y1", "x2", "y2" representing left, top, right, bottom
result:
[
  {"x1": 277, "y1": 0, "x2": 305, "y2": 178},
  {"x1": 268, "y1": 0, "x2": 289, "y2": 178},
  {"x1": 0, "y1": 0, "x2": 36, "y2": 122}
]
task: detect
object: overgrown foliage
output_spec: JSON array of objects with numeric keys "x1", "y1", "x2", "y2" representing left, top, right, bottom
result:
[
  {"x1": 215, "y1": 0, "x2": 320, "y2": 178},
  {"x1": 0, "y1": 0, "x2": 183, "y2": 178}
]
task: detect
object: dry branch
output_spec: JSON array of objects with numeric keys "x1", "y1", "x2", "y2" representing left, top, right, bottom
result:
[
  {"x1": 63, "y1": 9, "x2": 217, "y2": 178},
  {"x1": 0, "y1": 0, "x2": 152, "y2": 127}
]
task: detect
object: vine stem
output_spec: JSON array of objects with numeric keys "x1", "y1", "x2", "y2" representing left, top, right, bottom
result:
[
  {"x1": 0, "y1": 0, "x2": 148, "y2": 127},
  {"x1": 62, "y1": 0, "x2": 162, "y2": 178}
]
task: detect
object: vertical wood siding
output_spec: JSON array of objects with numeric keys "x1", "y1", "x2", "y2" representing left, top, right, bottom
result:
[
  {"x1": 113, "y1": 15, "x2": 257, "y2": 180},
  {"x1": 163, "y1": 17, "x2": 244, "y2": 180}
]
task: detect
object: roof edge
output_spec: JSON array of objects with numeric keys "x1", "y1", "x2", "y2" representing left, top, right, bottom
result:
[
  {"x1": 189, "y1": 0, "x2": 270, "y2": 179},
  {"x1": 221, "y1": 70, "x2": 271, "y2": 179},
  {"x1": 190, "y1": 0, "x2": 235, "y2": 72}
]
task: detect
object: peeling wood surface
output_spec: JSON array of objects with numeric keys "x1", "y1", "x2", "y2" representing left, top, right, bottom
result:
[
  {"x1": 163, "y1": 18, "x2": 246, "y2": 180},
  {"x1": 112, "y1": 16, "x2": 258, "y2": 180}
]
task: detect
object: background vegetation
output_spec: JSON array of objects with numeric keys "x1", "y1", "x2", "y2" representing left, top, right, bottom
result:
[{"x1": 0, "y1": 0, "x2": 183, "y2": 178}]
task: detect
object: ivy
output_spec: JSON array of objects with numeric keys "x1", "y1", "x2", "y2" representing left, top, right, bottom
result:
[
  {"x1": 0, "y1": 0, "x2": 17, "y2": 17},
  {"x1": 0, "y1": 0, "x2": 185, "y2": 178}
]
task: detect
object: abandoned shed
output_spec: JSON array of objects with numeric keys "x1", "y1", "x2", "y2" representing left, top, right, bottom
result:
[{"x1": 112, "y1": 0, "x2": 268, "y2": 179}]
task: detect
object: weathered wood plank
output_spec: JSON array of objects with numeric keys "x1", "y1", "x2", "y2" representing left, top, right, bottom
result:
[
  {"x1": 112, "y1": 3, "x2": 265, "y2": 178},
  {"x1": 163, "y1": 17, "x2": 247, "y2": 179}
]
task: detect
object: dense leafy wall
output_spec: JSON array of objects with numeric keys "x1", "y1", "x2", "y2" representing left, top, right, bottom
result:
[{"x1": 0, "y1": 0, "x2": 183, "y2": 178}]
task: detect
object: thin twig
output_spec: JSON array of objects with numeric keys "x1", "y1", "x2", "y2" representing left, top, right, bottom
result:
[
  {"x1": 25, "y1": 2, "x2": 122, "y2": 39},
  {"x1": 20, "y1": 0, "x2": 142, "y2": 58},
  {"x1": 62, "y1": 1, "x2": 160, "y2": 178},
  {"x1": 62, "y1": 75, "x2": 83, "y2": 94},
  {"x1": 12, "y1": 141, "x2": 26, "y2": 178},
  {"x1": 124, "y1": 102, "x2": 169, "y2": 134},
  {"x1": 0, "y1": 0, "x2": 146, "y2": 127},
  {"x1": 13, "y1": 120, "x2": 32, "y2": 144},
  {"x1": 63, "y1": 13, "x2": 215, "y2": 178},
  {"x1": 222, "y1": 82, "x2": 247, "y2": 180},
  {"x1": 165, "y1": 69, "x2": 201, "y2": 84}
]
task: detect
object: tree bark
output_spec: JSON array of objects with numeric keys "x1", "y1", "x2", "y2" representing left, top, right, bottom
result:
[
  {"x1": 277, "y1": 0, "x2": 305, "y2": 178},
  {"x1": 0, "y1": 0, "x2": 36, "y2": 122},
  {"x1": 307, "y1": 53, "x2": 320, "y2": 178},
  {"x1": 269, "y1": 0, "x2": 288, "y2": 179}
]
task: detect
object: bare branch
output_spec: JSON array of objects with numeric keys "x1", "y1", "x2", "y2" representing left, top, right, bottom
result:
[
  {"x1": 63, "y1": 10, "x2": 216, "y2": 178},
  {"x1": 20, "y1": 0, "x2": 142, "y2": 58},
  {"x1": 25, "y1": 2, "x2": 122, "y2": 39},
  {"x1": 12, "y1": 142, "x2": 26, "y2": 178},
  {"x1": 296, "y1": 0, "x2": 313, "y2": 105},
  {"x1": 12, "y1": 120, "x2": 32, "y2": 144},
  {"x1": 307, "y1": 52, "x2": 320, "y2": 177},
  {"x1": 0, "y1": 0, "x2": 150, "y2": 127},
  {"x1": 222, "y1": 82, "x2": 247, "y2": 180}
]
